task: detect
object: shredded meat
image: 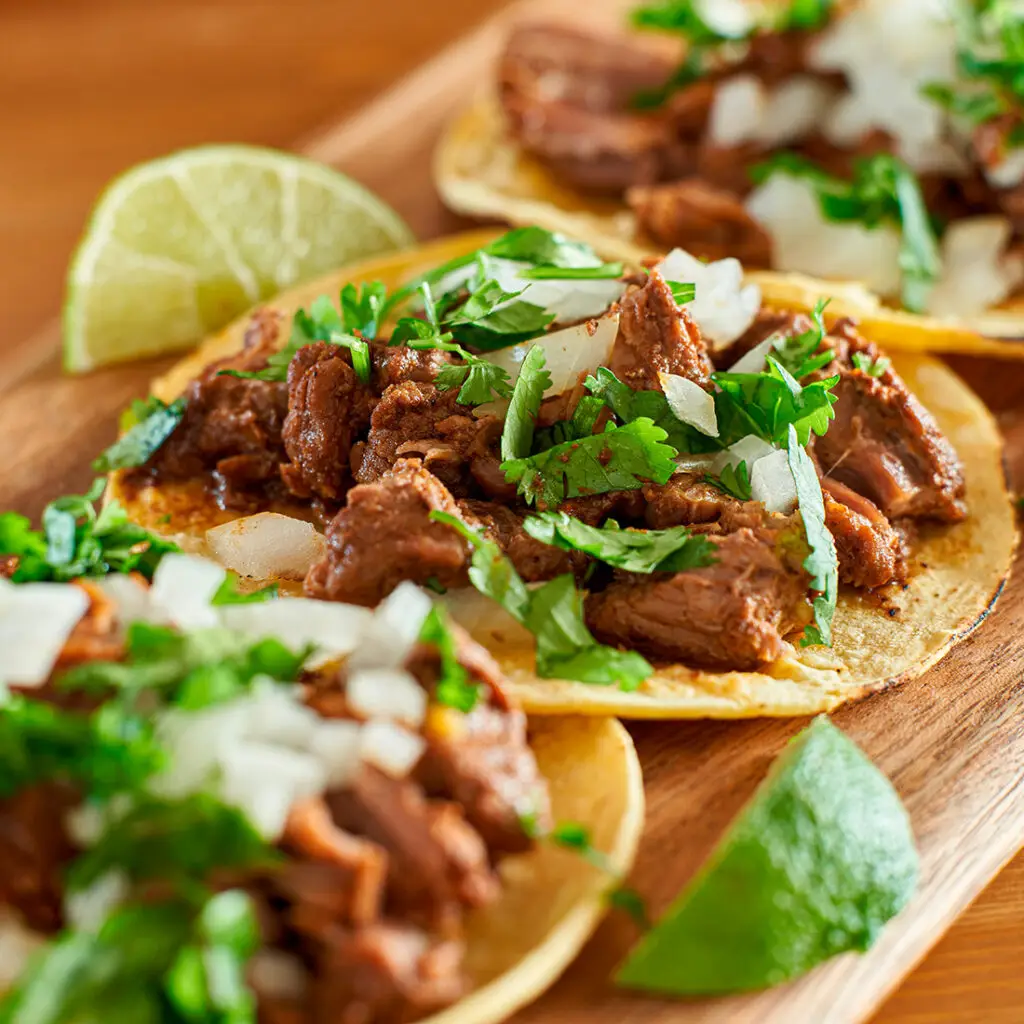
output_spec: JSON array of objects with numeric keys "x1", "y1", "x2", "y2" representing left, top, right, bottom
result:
[
  {"x1": 586, "y1": 527, "x2": 811, "y2": 669},
  {"x1": 642, "y1": 473, "x2": 764, "y2": 530},
  {"x1": 304, "y1": 459, "x2": 470, "y2": 607},
  {"x1": 823, "y1": 478, "x2": 908, "y2": 590},
  {"x1": 280, "y1": 342, "x2": 376, "y2": 503},
  {"x1": 814, "y1": 324, "x2": 967, "y2": 523},
  {"x1": 628, "y1": 178, "x2": 773, "y2": 264},
  {"x1": 609, "y1": 270, "x2": 713, "y2": 390}
]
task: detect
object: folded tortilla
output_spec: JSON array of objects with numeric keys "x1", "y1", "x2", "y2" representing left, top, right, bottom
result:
[
  {"x1": 111, "y1": 232, "x2": 1017, "y2": 720},
  {"x1": 435, "y1": 93, "x2": 1024, "y2": 359}
]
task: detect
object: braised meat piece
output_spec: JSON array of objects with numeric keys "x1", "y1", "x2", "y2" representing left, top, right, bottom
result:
[
  {"x1": 312, "y1": 923, "x2": 465, "y2": 1024},
  {"x1": 328, "y1": 766, "x2": 500, "y2": 926},
  {"x1": 609, "y1": 270, "x2": 713, "y2": 390},
  {"x1": 587, "y1": 527, "x2": 811, "y2": 669},
  {"x1": 280, "y1": 342, "x2": 376, "y2": 503},
  {"x1": 643, "y1": 473, "x2": 766, "y2": 530},
  {"x1": 814, "y1": 326, "x2": 967, "y2": 523},
  {"x1": 304, "y1": 459, "x2": 470, "y2": 607},
  {"x1": 372, "y1": 343, "x2": 453, "y2": 391},
  {"x1": 558, "y1": 490, "x2": 647, "y2": 526},
  {"x1": 355, "y1": 382, "x2": 509, "y2": 500},
  {"x1": 458, "y1": 499, "x2": 582, "y2": 581},
  {"x1": 628, "y1": 178, "x2": 773, "y2": 265},
  {"x1": 823, "y1": 478, "x2": 908, "y2": 590},
  {"x1": 151, "y1": 311, "x2": 288, "y2": 508}
]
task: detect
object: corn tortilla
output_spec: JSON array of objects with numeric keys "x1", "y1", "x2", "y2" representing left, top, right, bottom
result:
[{"x1": 111, "y1": 233, "x2": 1017, "y2": 720}]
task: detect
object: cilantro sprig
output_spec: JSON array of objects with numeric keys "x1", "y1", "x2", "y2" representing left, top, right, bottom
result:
[
  {"x1": 431, "y1": 511, "x2": 652, "y2": 690},
  {"x1": 852, "y1": 352, "x2": 891, "y2": 378},
  {"x1": 706, "y1": 461, "x2": 752, "y2": 501},
  {"x1": 524, "y1": 511, "x2": 716, "y2": 574},
  {"x1": 93, "y1": 396, "x2": 186, "y2": 473},
  {"x1": 0, "y1": 479, "x2": 178, "y2": 583},
  {"x1": 768, "y1": 299, "x2": 834, "y2": 380},
  {"x1": 501, "y1": 346, "x2": 552, "y2": 461},
  {"x1": 419, "y1": 606, "x2": 482, "y2": 713}
]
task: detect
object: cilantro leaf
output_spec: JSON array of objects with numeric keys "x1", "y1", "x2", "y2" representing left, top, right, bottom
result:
[
  {"x1": 666, "y1": 280, "x2": 697, "y2": 305},
  {"x1": 429, "y1": 512, "x2": 651, "y2": 690},
  {"x1": 446, "y1": 278, "x2": 554, "y2": 338},
  {"x1": 209, "y1": 574, "x2": 279, "y2": 606},
  {"x1": 769, "y1": 299, "x2": 834, "y2": 380},
  {"x1": 534, "y1": 395, "x2": 605, "y2": 451},
  {"x1": 501, "y1": 346, "x2": 552, "y2": 461},
  {"x1": 706, "y1": 461, "x2": 753, "y2": 501},
  {"x1": 483, "y1": 227, "x2": 607, "y2": 269},
  {"x1": 523, "y1": 511, "x2": 717, "y2": 574},
  {"x1": 502, "y1": 419, "x2": 678, "y2": 508},
  {"x1": 419, "y1": 606, "x2": 481, "y2": 712},
  {"x1": 520, "y1": 263, "x2": 624, "y2": 280},
  {"x1": 851, "y1": 352, "x2": 891, "y2": 378},
  {"x1": 631, "y1": 0, "x2": 747, "y2": 44},
  {"x1": 0, "y1": 513, "x2": 49, "y2": 581},
  {"x1": 787, "y1": 424, "x2": 838, "y2": 647},
  {"x1": 339, "y1": 280, "x2": 388, "y2": 338},
  {"x1": 435, "y1": 358, "x2": 514, "y2": 406},
  {"x1": 93, "y1": 397, "x2": 186, "y2": 473}
]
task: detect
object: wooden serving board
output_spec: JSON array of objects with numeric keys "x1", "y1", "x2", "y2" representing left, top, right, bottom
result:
[{"x1": 3, "y1": 4, "x2": 1024, "y2": 1022}]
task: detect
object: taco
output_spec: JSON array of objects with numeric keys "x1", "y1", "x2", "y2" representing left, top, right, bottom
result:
[
  {"x1": 106, "y1": 226, "x2": 1016, "y2": 718},
  {"x1": 434, "y1": 0, "x2": 1024, "y2": 356},
  {"x1": 0, "y1": 556, "x2": 643, "y2": 1022}
]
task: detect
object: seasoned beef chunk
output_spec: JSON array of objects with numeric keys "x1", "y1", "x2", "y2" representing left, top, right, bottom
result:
[
  {"x1": 54, "y1": 580, "x2": 123, "y2": 669},
  {"x1": 558, "y1": 490, "x2": 647, "y2": 526},
  {"x1": 0, "y1": 555, "x2": 17, "y2": 579},
  {"x1": 586, "y1": 527, "x2": 811, "y2": 669},
  {"x1": 0, "y1": 784, "x2": 78, "y2": 932},
  {"x1": 312, "y1": 922, "x2": 465, "y2": 1024},
  {"x1": 304, "y1": 459, "x2": 470, "y2": 607},
  {"x1": 151, "y1": 311, "x2": 288, "y2": 508},
  {"x1": 609, "y1": 270, "x2": 713, "y2": 390},
  {"x1": 354, "y1": 382, "x2": 508, "y2": 499},
  {"x1": 372, "y1": 343, "x2": 452, "y2": 391},
  {"x1": 627, "y1": 178, "x2": 773, "y2": 265},
  {"x1": 814, "y1": 325, "x2": 966, "y2": 523},
  {"x1": 328, "y1": 766, "x2": 499, "y2": 926},
  {"x1": 823, "y1": 478, "x2": 908, "y2": 590},
  {"x1": 642, "y1": 473, "x2": 766, "y2": 530},
  {"x1": 280, "y1": 342, "x2": 376, "y2": 503},
  {"x1": 458, "y1": 499, "x2": 582, "y2": 581}
]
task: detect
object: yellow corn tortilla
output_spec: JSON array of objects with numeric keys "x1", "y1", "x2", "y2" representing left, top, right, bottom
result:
[
  {"x1": 111, "y1": 232, "x2": 1016, "y2": 720},
  {"x1": 435, "y1": 93, "x2": 1024, "y2": 357}
]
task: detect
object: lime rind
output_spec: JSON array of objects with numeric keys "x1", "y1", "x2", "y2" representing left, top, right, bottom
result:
[
  {"x1": 616, "y1": 716, "x2": 919, "y2": 996},
  {"x1": 63, "y1": 145, "x2": 415, "y2": 372}
]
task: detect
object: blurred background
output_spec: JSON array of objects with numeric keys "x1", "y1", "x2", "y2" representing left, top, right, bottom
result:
[{"x1": 1, "y1": 0, "x2": 1022, "y2": 1019}]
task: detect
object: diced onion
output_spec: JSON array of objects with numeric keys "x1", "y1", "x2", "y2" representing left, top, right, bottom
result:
[
  {"x1": 206, "y1": 513, "x2": 326, "y2": 581},
  {"x1": 750, "y1": 448, "x2": 799, "y2": 514},
  {"x1": 659, "y1": 373, "x2": 718, "y2": 437},
  {"x1": 709, "y1": 75, "x2": 764, "y2": 147},
  {"x1": 250, "y1": 949, "x2": 311, "y2": 1001},
  {"x1": 64, "y1": 871, "x2": 128, "y2": 933},
  {"x1": 985, "y1": 148, "x2": 1024, "y2": 190},
  {"x1": 0, "y1": 582, "x2": 89, "y2": 687},
  {"x1": 727, "y1": 336, "x2": 777, "y2": 374},
  {"x1": 220, "y1": 598, "x2": 372, "y2": 661},
  {"x1": 925, "y1": 216, "x2": 1024, "y2": 319},
  {"x1": 441, "y1": 587, "x2": 533, "y2": 648},
  {"x1": 712, "y1": 434, "x2": 776, "y2": 475},
  {"x1": 709, "y1": 75, "x2": 834, "y2": 148},
  {"x1": 0, "y1": 910, "x2": 45, "y2": 991},
  {"x1": 487, "y1": 314, "x2": 620, "y2": 399},
  {"x1": 746, "y1": 175, "x2": 904, "y2": 298},
  {"x1": 149, "y1": 553, "x2": 226, "y2": 629},
  {"x1": 348, "y1": 582, "x2": 433, "y2": 671},
  {"x1": 244, "y1": 682, "x2": 322, "y2": 749},
  {"x1": 309, "y1": 720, "x2": 364, "y2": 788},
  {"x1": 655, "y1": 248, "x2": 760, "y2": 348},
  {"x1": 671, "y1": 452, "x2": 719, "y2": 475},
  {"x1": 694, "y1": 0, "x2": 752, "y2": 38},
  {"x1": 360, "y1": 721, "x2": 426, "y2": 779},
  {"x1": 97, "y1": 574, "x2": 154, "y2": 625},
  {"x1": 346, "y1": 668, "x2": 428, "y2": 728}
]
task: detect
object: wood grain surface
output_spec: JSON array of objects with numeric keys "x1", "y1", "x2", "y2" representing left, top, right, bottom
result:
[{"x1": 2, "y1": 2, "x2": 1024, "y2": 1021}]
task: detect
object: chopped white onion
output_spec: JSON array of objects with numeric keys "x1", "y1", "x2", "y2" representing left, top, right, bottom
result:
[
  {"x1": 746, "y1": 175, "x2": 904, "y2": 298},
  {"x1": 348, "y1": 582, "x2": 433, "y2": 671},
  {"x1": 727, "y1": 336, "x2": 777, "y2": 374},
  {"x1": 487, "y1": 314, "x2": 620, "y2": 400},
  {"x1": 655, "y1": 248, "x2": 761, "y2": 348},
  {"x1": 346, "y1": 668, "x2": 428, "y2": 728},
  {"x1": 659, "y1": 373, "x2": 719, "y2": 437},
  {"x1": 64, "y1": 802, "x2": 108, "y2": 848},
  {"x1": 250, "y1": 949, "x2": 311, "y2": 1001},
  {"x1": 97, "y1": 573, "x2": 154, "y2": 625},
  {"x1": 0, "y1": 582, "x2": 89, "y2": 687},
  {"x1": 149, "y1": 553, "x2": 226, "y2": 629},
  {"x1": 671, "y1": 452, "x2": 720, "y2": 475},
  {"x1": 925, "y1": 216, "x2": 1024, "y2": 319},
  {"x1": 220, "y1": 598, "x2": 372, "y2": 661},
  {"x1": 709, "y1": 75, "x2": 834, "y2": 149},
  {"x1": 205, "y1": 513, "x2": 327, "y2": 581},
  {"x1": 360, "y1": 721, "x2": 426, "y2": 779},
  {"x1": 985, "y1": 147, "x2": 1024, "y2": 190},
  {"x1": 709, "y1": 75, "x2": 764, "y2": 147},
  {"x1": 440, "y1": 587, "x2": 533, "y2": 648},
  {"x1": 712, "y1": 434, "x2": 776, "y2": 476},
  {"x1": 64, "y1": 871, "x2": 129, "y2": 933},
  {"x1": 309, "y1": 719, "x2": 364, "y2": 788},
  {"x1": 243, "y1": 682, "x2": 322, "y2": 749},
  {"x1": 750, "y1": 448, "x2": 799, "y2": 514},
  {"x1": 0, "y1": 910, "x2": 45, "y2": 991},
  {"x1": 694, "y1": 0, "x2": 753, "y2": 38}
]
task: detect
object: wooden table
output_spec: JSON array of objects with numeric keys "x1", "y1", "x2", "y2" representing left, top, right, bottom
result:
[{"x1": 1, "y1": 2, "x2": 1022, "y2": 1020}]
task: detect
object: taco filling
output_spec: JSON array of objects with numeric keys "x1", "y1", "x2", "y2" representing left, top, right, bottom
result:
[
  {"x1": 495, "y1": 0, "x2": 1024, "y2": 319},
  {"x1": 108, "y1": 229, "x2": 972, "y2": 690},
  {"x1": 0, "y1": 553, "x2": 642, "y2": 1021}
]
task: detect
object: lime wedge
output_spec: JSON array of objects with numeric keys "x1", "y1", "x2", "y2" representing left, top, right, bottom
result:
[
  {"x1": 63, "y1": 145, "x2": 415, "y2": 372},
  {"x1": 617, "y1": 716, "x2": 918, "y2": 995}
]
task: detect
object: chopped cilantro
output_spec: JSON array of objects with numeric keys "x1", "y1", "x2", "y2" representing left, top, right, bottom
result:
[
  {"x1": 851, "y1": 352, "x2": 891, "y2": 378},
  {"x1": 93, "y1": 397, "x2": 186, "y2": 473},
  {"x1": 608, "y1": 886, "x2": 653, "y2": 930},
  {"x1": 769, "y1": 299, "x2": 834, "y2": 380},
  {"x1": 419, "y1": 606, "x2": 481, "y2": 713},
  {"x1": 429, "y1": 511, "x2": 652, "y2": 690},
  {"x1": 445, "y1": 276, "x2": 554, "y2": 337},
  {"x1": 0, "y1": 481, "x2": 178, "y2": 583},
  {"x1": 483, "y1": 226, "x2": 609, "y2": 269},
  {"x1": 666, "y1": 280, "x2": 697, "y2": 305},
  {"x1": 339, "y1": 280, "x2": 388, "y2": 338},
  {"x1": 209, "y1": 574, "x2": 279, "y2": 606},
  {"x1": 534, "y1": 395, "x2": 605, "y2": 451},
  {"x1": 502, "y1": 419, "x2": 678, "y2": 509},
  {"x1": 501, "y1": 346, "x2": 552, "y2": 461},
  {"x1": 523, "y1": 511, "x2": 716, "y2": 574},
  {"x1": 520, "y1": 263, "x2": 624, "y2": 280},
  {"x1": 787, "y1": 425, "x2": 838, "y2": 646},
  {"x1": 706, "y1": 461, "x2": 753, "y2": 502},
  {"x1": 751, "y1": 153, "x2": 941, "y2": 313}
]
